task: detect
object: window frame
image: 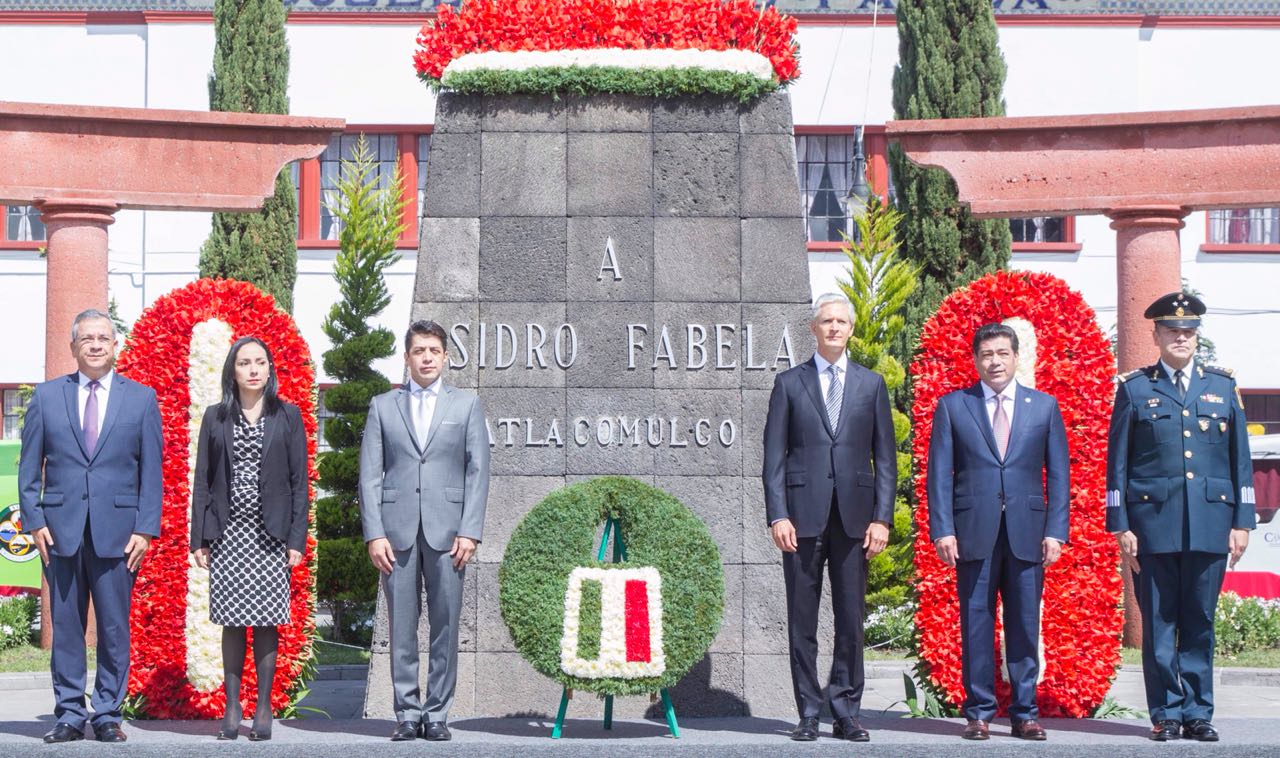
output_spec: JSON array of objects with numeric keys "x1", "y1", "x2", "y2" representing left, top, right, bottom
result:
[
  {"x1": 1, "y1": 385, "x2": 30, "y2": 440},
  {"x1": 295, "y1": 125, "x2": 431, "y2": 250},
  {"x1": 0, "y1": 205, "x2": 47, "y2": 250},
  {"x1": 1201, "y1": 208, "x2": 1280, "y2": 254},
  {"x1": 1010, "y1": 215, "x2": 1081, "y2": 253},
  {"x1": 794, "y1": 125, "x2": 891, "y2": 253}
]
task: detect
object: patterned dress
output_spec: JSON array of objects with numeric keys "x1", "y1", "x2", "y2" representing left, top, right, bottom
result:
[{"x1": 209, "y1": 414, "x2": 290, "y2": 627}]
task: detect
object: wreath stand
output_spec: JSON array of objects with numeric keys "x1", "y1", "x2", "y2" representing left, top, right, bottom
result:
[{"x1": 550, "y1": 516, "x2": 680, "y2": 739}]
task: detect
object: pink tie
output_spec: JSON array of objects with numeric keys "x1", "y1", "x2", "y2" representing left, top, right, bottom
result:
[
  {"x1": 83, "y1": 380, "x2": 100, "y2": 456},
  {"x1": 992, "y1": 394, "x2": 1009, "y2": 459}
]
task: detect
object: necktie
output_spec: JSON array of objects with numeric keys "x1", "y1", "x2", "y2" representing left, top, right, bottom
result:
[
  {"x1": 992, "y1": 394, "x2": 1010, "y2": 459},
  {"x1": 1174, "y1": 369, "x2": 1186, "y2": 400},
  {"x1": 83, "y1": 380, "x2": 100, "y2": 456},
  {"x1": 415, "y1": 389, "x2": 430, "y2": 446},
  {"x1": 825, "y1": 365, "x2": 842, "y2": 435}
]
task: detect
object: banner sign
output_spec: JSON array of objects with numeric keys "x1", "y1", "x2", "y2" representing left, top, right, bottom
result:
[{"x1": 0, "y1": 440, "x2": 41, "y2": 590}]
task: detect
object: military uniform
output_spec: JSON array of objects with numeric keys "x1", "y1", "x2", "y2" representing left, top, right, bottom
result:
[{"x1": 1105, "y1": 293, "x2": 1256, "y2": 736}]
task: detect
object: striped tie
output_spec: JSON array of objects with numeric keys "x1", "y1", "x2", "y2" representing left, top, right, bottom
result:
[{"x1": 826, "y1": 365, "x2": 842, "y2": 435}]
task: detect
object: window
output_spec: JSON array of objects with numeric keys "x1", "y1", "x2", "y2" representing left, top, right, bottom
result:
[
  {"x1": 796, "y1": 134, "x2": 854, "y2": 245},
  {"x1": 1243, "y1": 390, "x2": 1280, "y2": 436},
  {"x1": 1010, "y1": 217, "x2": 1065, "y2": 244},
  {"x1": 1009, "y1": 215, "x2": 1079, "y2": 252},
  {"x1": 3, "y1": 205, "x2": 45, "y2": 245},
  {"x1": 2, "y1": 388, "x2": 29, "y2": 440},
  {"x1": 1208, "y1": 208, "x2": 1280, "y2": 246},
  {"x1": 290, "y1": 129, "x2": 431, "y2": 247},
  {"x1": 316, "y1": 388, "x2": 335, "y2": 454}
]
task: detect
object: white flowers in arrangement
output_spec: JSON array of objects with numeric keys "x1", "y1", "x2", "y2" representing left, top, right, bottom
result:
[
  {"x1": 184, "y1": 318, "x2": 234, "y2": 692},
  {"x1": 560, "y1": 565, "x2": 665, "y2": 679},
  {"x1": 442, "y1": 48, "x2": 776, "y2": 82}
]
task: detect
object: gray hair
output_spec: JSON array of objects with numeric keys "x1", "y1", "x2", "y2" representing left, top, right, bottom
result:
[
  {"x1": 811, "y1": 293, "x2": 854, "y2": 323},
  {"x1": 70, "y1": 309, "x2": 116, "y2": 344}
]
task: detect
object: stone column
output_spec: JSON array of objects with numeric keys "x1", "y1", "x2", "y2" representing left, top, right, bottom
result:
[
  {"x1": 1106, "y1": 204, "x2": 1188, "y2": 649},
  {"x1": 35, "y1": 197, "x2": 117, "y2": 649}
]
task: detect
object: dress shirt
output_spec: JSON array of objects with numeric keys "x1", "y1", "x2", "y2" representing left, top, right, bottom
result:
[
  {"x1": 410, "y1": 377, "x2": 442, "y2": 444},
  {"x1": 1160, "y1": 358, "x2": 1195, "y2": 394},
  {"x1": 981, "y1": 380, "x2": 1017, "y2": 429},
  {"x1": 813, "y1": 352, "x2": 849, "y2": 399},
  {"x1": 77, "y1": 370, "x2": 112, "y2": 431}
]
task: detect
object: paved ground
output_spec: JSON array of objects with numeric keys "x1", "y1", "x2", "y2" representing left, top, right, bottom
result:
[{"x1": 2, "y1": 663, "x2": 1278, "y2": 755}]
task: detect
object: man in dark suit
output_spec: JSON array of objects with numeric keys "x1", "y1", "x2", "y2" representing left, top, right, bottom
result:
[
  {"x1": 762, "y1": 293, "x2": 897, "y2": 742},
  {"x1": 18, "y1": 309, "x2": 163, "y2": 744},
  {"x1": 1106, "y1": 292, "x2": 1255, "y2": 742},
  {"x1": 927, "y1": 323, "x2": 1070, "y2": 741}
]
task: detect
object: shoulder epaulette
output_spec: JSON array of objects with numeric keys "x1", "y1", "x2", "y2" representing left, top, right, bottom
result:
[
  {"x1": 1118, "y1": 369, "x2": 1144, "y2": 383},
  {"x1": 1204, "y1": 365, "x2": 1235, "y2": 378}
]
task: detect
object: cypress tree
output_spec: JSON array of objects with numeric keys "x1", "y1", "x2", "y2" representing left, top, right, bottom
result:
[
  {"x1": 888, "y1": 0, "x2": 1012, "y2": 386},
  {"x1": 199, "y1": 0, "x2": 298, "y2": 312},
  {"x1": 315, "y1": 136, "x2": 406, "y2": 643}
]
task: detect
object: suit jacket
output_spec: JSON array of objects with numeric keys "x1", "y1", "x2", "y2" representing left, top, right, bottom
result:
[
  {"x1": 18, "y1": 371, "x2": 163, "y2": 558},
  {"x1": 190, "y1": 402, "x2": 310, "y2": 553},
  {"x1": 359, "y1": 382, "x2": 490, "y2": 552},
  {"x1": 1105, "y1": 363, "x2": 1255, "y2": 555},
  {"x1": 927, "y1": 382, "x2": 1071, "y2": 563},
  {"x1": 762, "y1": 356, "x2": 897, "y2": 539}
]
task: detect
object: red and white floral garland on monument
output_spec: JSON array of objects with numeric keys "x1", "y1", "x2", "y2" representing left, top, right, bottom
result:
[
  {"x1": 117, "y1": 278, "x2": 318, "y2": 719},
  {"x1": 910, "y1": 270, "x2": 1123, "y2": 718}
]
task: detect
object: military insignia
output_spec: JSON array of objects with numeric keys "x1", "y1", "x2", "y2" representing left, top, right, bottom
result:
[
  {"x1": 1219, "y1": 420, "x2": 1228, "y2": 433},
  {"x1": 1175, "y1": 306, "x2": 1185, "y2": 316},
  {"x1": 1119, "y1": 369, "x2": 1143, "y2": 383},
  {"x1": 1200, "y1": 393, "x2": 1224, "y2": 404},
  {"x1": 1199, "y1": 419, "x2": 1210, "y2": 432},
  {"x1": 1146, "y1": 397, "x2": 1162, "y2": 408},
  {"x1": 1197, "y1": 365, "x2": 1205, "y2": 379}
]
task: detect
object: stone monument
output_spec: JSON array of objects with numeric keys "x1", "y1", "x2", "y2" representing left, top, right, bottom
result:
[{"x1": 365, "y1": 91, "x2": 814, "y2": 718}]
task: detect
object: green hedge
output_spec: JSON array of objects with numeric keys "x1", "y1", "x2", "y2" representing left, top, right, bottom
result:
[
  {"x1": 499, "y1": 476, "x2": 723, "y2": 696},
  {"x1": 430, "y1": 66, "x2": 779, "y2": 103}
]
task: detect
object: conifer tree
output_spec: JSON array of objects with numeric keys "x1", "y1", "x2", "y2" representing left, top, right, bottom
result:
[
  {"x1": 838, "y1": 198, "x2": 918, "y2": 609},
  {"x1": 315, "y1": 136, "x2": 406, "y2": 643},
  {"x1": 199, "y1": 0, "x2": 298, "y2": 312},
  {"x1": 888, "y1": 0, "x2": 1012, "y2": 388}
]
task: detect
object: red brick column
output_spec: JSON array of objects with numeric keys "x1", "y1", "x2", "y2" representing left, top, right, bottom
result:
[{"x1": 1107, "y1": 204, "x2": 1189, "y2": 648}]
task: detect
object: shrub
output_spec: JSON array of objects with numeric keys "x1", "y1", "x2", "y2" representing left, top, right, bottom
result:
[
  {"x1": 0, "y1": 594, "x2": 36, "y2": 651},
  {"x1": 865, "y1": 602, "x2": 915, "y2": 650},
  {"x1": 1215, "y1": 592, "x2": 1280, "y2": 657}
]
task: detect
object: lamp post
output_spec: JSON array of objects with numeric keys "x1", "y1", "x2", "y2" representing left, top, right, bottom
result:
[{"x1": 848, "y1": 126, "x2": 873, "y2": 237}]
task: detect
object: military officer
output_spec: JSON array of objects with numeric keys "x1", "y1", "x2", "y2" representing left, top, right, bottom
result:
[{"x1": 1106, "y1": 291, "x2": 1255, "y2": 743}]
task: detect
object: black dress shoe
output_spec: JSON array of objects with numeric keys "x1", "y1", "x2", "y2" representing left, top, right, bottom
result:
[
  {"x1": 423, "y1": 721, "x2": 452, "y2": 741},
  {"x1": 391, "y1": 720, "x2": 421, "y2": 741},
  {"x1": 42, "y1": 723, "x2": 85, "y2": 744},
  {"x1": 248, "y1": 723, "x2": 272, "y2": 742},
  {"x1": 1182, "y1": 719, "x2": 1219, "y2": 742},
  {"x1": 1151, "y1": 720, "x2": 1181, "y2": 741},
  {"x1": 790, "y1": 717, "x2": 819, "y2": 742},
  {"x1": 94, "y1": 722, "x2": 127, "y2": 743},
  {"x1": 832, "y1": 717, "x2": 870, "y2": 742}
]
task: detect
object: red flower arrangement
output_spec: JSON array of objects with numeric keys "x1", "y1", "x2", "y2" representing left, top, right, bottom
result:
[
  {"x1": 910, "y1": 271, "x2": 1123, "y2": 718},
  {"x1": 412, "y1": 0, "x2": 800, "y2": 83},
  {"x1": 116, "y1": 278, "x2": 318, "y2": 720}
]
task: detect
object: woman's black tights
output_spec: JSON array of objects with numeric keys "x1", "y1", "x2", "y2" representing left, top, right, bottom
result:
[{"x1": 222, "y1": 625, "x2": 278, "y2": 732}]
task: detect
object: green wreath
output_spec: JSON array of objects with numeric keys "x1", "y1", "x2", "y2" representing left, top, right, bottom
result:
[{"x1": 499, "y1": 476, "x2": 724, "y2": 696}]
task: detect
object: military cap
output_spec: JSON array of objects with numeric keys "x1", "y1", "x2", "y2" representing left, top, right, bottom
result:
[{"x1": 1144, "y1": 291, "x2": 1205, "y2": 329}]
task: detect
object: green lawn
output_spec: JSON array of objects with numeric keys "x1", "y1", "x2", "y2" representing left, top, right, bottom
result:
[
  {"x1": 313, "y1": 640, "x2": 369, "y2": 666},
  {"x1": 1119, "y1": 646, "x2": 1280, "y2": 668}
]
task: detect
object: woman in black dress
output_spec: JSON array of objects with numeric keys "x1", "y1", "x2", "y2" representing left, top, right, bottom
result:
[{"x1": 191, "y1": 337, "x2": 309, "y2": 741}]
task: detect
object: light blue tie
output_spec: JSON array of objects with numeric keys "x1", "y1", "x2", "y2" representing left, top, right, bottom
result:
[{"x1": 825, "y1": 365, "x2": 842, "y2": 434}]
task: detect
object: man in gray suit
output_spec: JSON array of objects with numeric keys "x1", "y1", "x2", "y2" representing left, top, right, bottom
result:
[{"x1": 360, "y1": 320, "x2": 490, "y2": 742}]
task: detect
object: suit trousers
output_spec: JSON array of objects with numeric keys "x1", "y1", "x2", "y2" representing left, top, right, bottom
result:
[
  {"x1": 46, "y1": 521, "x2": 135, "y2": 729},
  {"x1": 956, "y1": 515, "x2": 1043, "y2": 723},
  {"x1": 1136, "y1": 551, "x2": 1226, "y2": 724},
  {"x1": 782, "y1": 500, "x2": 867, "y2": 719},
  {"x1": 383, "y1": 529, "x2": 466, "y2": 723}
]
